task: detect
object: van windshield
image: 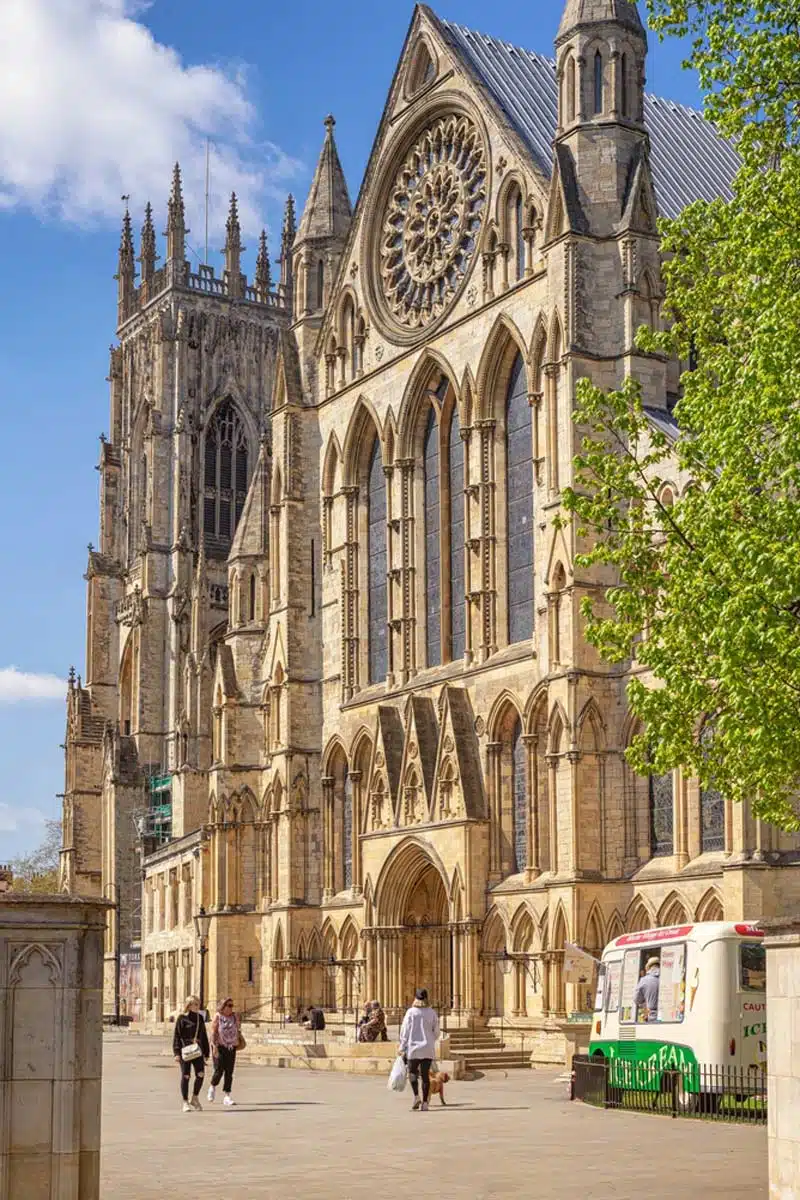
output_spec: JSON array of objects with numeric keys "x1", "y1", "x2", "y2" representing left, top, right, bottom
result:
[{"x1": 740, "y1": 942, "x2": 766, "y2": 991}]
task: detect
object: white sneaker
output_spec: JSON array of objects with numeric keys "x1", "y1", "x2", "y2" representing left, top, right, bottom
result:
[
  {"x1": 207, "y1": 1085, "x2": 216, "y2": 1103},
  {"x1": 182, "y1": 1101, "x2": 192, "y2": 1113},
  {"x1": 190, "y1": 1096, "x2": 203, "y2": 1111},
  {"x1": 421, "y1": 1101, "x2": 429, "y2": 1112},
  {"x1": 223, "y1": 1094, "x2": 235, "y2": 1107}
]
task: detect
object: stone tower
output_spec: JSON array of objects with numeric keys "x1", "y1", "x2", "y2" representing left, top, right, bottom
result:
[{"x1": 60, "y1": 169, "x2": 290, "y2": 1008}]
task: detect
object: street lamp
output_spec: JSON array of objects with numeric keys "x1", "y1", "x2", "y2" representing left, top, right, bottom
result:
[
  {"x1": 193, "y1": 906, "x2": 212, "y2": 1015},
  {"x1": 103, "y1": 882, "x2": 121, "y2": 1025}
]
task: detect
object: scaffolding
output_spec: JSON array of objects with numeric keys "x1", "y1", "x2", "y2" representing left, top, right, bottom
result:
[{"x1": 146, "y1": 774, "x2": 173, "y2": 847}]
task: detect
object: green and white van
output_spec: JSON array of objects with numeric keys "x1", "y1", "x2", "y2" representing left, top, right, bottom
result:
[{"x1": 589, "y1": 921, "x2": 766, "y2": 1095}]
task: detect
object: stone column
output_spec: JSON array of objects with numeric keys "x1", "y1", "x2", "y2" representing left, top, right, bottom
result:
[
  {"x1": 763, "y1": 916, "x2": 800, "y2": 1200},
  {"x1": 321, "y1": 775, "x2": 334, "y2": 900},
  {"x1": 0, "y1": 894, "x2": 110, "y2": 1200}
]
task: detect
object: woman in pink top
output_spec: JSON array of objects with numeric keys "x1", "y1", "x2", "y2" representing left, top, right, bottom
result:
[{"x1": 207, "y1": 997, "x2": 241, "y2": 1107}]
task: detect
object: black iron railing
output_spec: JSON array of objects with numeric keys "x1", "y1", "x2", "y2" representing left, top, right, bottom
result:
[{"x1": 571, "y1": 1054, "x2": 767, "y2": 1123}]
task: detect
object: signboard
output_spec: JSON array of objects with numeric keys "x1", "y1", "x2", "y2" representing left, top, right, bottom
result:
[
  {"x1": 615, "y1": 925, "x2": 693, "y2": 948},
  {"x1": 657, "y1": 943, "x2": 686, "y2": 1023},
  {"x1": 563, "y1": 942, "x2": 599, "y2": 985}
]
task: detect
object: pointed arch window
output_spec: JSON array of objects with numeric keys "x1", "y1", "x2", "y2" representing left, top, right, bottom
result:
[
  {"x1": 512, "y1": 718, "x2": 527, "y2": 873},
  {"x1": 367, "y1": 436, "x2": 388, "y2": 684},
  {"x1": 506, "y1": 353, "x2": 534, "y2": 643},
  {"x1": 515, "y1": 191, "x2": 525, "y2": 281},
  {"x1": 449, "y1": 405, "x2": 465, "y2": 661},
  {"x1": 700, "y1": 722, "x2": 725, "y2": 852},
  {"x1": 594, "y1": 51, "x2": 604, "y2": 114},
  {"x1": 620, "y1": 53, "x2": 629, "y2": 117},
  {"x1": 424, "y1": 406, "x2": 441, "y2": 667},
  {"x1": 204, "y1": 400, "x2": 248, "y2": 555},
  {"x1": 565, "y1": 56, "x2": 576, "y2": 123},
  {"x1": 649, "y1": 768, "x2": 674, "y2": 857},
  {"x1": 343, "y1": 767, "x2": 353, "y2": 889},
  {"x1": 317, "y1": 260, "x2": 325, "y2": 311}
]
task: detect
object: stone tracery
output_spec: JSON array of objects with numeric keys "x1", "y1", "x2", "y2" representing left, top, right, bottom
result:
[{"x1": 379, "y1": 114, "x2": 486, "y2": 332}]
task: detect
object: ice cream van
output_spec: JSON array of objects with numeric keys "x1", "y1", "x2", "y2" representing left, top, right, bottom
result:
[{"x1": 589, "y1": 922, "x2": 766, "y2": 1098}]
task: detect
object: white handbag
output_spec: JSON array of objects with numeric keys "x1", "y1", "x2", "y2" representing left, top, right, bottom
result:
[{"x1": 181, "y1": 1013, "x2": 203, "y2": 1062}]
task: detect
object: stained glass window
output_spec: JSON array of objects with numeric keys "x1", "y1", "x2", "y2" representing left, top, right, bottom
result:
[
  {"x1": 367, "y1": 437, "x2": 388, "y2": 684},
  {"x1": 449, "y1": 406, "x2": 465, "y2": 661},
  {"x1": 512, "y1": 718, "x2": 527, "y2": 873},
  {"x1": 701, "y1": 784, "x2": 725, "y2": 851},
  {"x1": 204, "y1": 400, "x2": 248, "y2": 555},
  {"x1": 343, "y1": 769, "x2": 353, "y2": 890},
  {"x1": 506, "y1": 353, "x2": 534, "y2": 643},
  {"x1": 424, "y1": 407, "x2": 441, "y2": 667},
  {"x1": 700, "y1": 722, "x2": 725, "y2": 852},
  {"x1": 649, "y1": 769, "x2": 674, "y2": 857}
]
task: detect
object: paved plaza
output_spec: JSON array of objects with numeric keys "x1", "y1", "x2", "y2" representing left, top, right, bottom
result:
[{"x1": 101, "y1": 1035, "x2": 767, "y2": 1199}]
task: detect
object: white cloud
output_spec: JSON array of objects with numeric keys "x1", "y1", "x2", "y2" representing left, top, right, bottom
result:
[
  {"x1": 0, "y1": 0, "x2": 301, "y2": 235},
  {"x1": 0, "y1": 803, "x2": 46, "y2": 834},
  {"x1": 0, "y1": 667, "x2": 65, "y2": 703}
]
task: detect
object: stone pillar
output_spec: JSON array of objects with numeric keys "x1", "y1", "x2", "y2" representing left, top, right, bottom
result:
[
  {"x1": 763, "y1": 916, "x2": 800, "y2": 1200},
  {"x1": 0, "y1": 894, "x2": 109, "y2": 1200}
]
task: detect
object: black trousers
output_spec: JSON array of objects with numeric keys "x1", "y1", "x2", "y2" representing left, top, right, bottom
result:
[
  {"x1": 179, "y1": 1056, "x2": 205, "y2": 1101},
  {"x1": 211, "y1": 1045, "x2": 237, "y2": 1092},
  {"x1": 408, "y1": 1058, "x2": 432, "y2": 1102}
]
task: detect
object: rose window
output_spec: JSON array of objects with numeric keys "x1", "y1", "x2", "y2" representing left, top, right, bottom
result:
[{"x1": 379, "y1": 114, "x2": 486, "y2": 331}]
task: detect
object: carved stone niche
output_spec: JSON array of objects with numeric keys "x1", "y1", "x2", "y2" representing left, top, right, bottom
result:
[{"x1": 0, "y1": 894, "x2": 111, "y2": 1200}]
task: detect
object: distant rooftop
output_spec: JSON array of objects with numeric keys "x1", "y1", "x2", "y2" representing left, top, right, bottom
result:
[{"x1": 438, "y1": 20, "x2": 741, "y2": 218}]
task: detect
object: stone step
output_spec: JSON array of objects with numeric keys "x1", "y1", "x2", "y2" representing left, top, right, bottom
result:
[{"x1": 463, "y1": 1056, "x2": 532, "y2": 1071}]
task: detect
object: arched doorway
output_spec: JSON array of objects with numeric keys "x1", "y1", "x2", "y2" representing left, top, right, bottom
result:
[{"x1": 373, "y1": 842, "x2": 452, "y2": 1013}]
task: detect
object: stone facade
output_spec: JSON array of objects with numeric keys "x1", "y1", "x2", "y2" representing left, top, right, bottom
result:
[
  {"x1": 0, "y1": 895, "x2": 108, "y2": 1200},
  {"x1": 62, "y1": 2, "x2": 800, "y2": 1049},
  {"x1": 764, "y1": 916, "x2": 800, "y2": 1199}
]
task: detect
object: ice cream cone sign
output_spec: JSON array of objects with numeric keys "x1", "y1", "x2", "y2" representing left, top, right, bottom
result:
[{"x1": 563, "y1": 943, "x2": 600, "y2": 984}]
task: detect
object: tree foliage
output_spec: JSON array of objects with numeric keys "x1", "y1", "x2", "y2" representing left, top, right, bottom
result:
[
  {"x1": 9, "y1": 819, "x2": 62, "y2": 893},
  {"x1": 562, "y1": 2, "x2": 800, "y2": 829}
]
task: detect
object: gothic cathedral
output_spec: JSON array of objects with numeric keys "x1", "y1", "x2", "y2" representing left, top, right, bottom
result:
[{"x1": 61, "y1": 1, "x2": 800, "y2": 1051}]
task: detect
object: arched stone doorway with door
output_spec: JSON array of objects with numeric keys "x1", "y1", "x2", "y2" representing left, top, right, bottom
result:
[{"x1": 368, "y1": 840, "x2": 453, "y2": 1016}]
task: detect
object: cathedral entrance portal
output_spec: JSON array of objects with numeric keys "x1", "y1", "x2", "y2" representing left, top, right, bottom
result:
[{"x1": 370, "y1": 843, "x2": 453, "y2": 1014}]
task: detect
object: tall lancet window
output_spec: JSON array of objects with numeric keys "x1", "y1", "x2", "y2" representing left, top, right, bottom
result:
[
  {"x1": 424, "y1": 406, "x2": 441, "y2": 667},
  {"x1": 203, "y1": 400, "x2": 248, "y2": 555},
  {"x1": 506, "y1": 353, "x2": 534, "y2": 643},
  {"x1": 367, "y1": 436, "x2": 388, "y2": 684},
  {"x1": 620, "y1": 53, "x2": 629, "y2": 117},
  {"x1": 512, "y1": 718, "x2": 527, "y2": 873},
  {"x1": 594, "y1": 51, "x2": 604, "y2": 115},
  {"x1": 449, "y1": 405, "x2": 465, "y2": 661},
  {"x1": 343, "y1": 768, "x2": 353, "y2": 890}
]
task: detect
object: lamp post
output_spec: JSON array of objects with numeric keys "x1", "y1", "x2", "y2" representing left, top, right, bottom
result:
[
  {"x1": 194, "y1": 906, "x2": 212, "y2": 1015},
  {"x1": 103, "y1": 882, "x2": 121, "y2": 1025}
]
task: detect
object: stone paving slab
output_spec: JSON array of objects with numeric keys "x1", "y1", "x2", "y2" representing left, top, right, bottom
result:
[{"x1": 100, "y1": 1034, "x2": 767, "y2": 1199}]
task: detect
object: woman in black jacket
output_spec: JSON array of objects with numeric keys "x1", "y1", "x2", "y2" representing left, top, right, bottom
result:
[{"x1": 173, "y1": 996, "x2": 210, "y2": 1112}]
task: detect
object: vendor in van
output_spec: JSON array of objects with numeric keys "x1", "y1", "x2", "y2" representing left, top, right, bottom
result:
[{"x1": 634, "y1": 956, "x2": 661, "y2": 1022}]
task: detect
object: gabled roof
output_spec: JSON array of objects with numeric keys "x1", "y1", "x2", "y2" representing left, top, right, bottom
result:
[
  {"x1": 435, "y1": 18, "x2": 741, "y2": 218},
  {"x1": 296, "y1": 115, "x2": 353, "y2": 244},
  {"x1": 229, "y1": 439, "x2": 269, "y2": 561}
]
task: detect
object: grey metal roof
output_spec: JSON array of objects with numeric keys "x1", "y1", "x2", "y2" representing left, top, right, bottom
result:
[{"x1": 438, "y1": 19, "x2": 741, "y2": 218}]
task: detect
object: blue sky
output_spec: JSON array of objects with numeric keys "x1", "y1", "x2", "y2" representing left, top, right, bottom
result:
[{"x1": 0, "y1": 0, "x2": 699, "y2": 860}]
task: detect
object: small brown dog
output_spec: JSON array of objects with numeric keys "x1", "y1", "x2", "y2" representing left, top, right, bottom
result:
[{"x1": 428, "y1": 1069, "x2": 450, "y2": 1105}]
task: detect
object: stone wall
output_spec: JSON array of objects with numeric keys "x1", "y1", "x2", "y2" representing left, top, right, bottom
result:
[
  {"x1": 764, "y1": 915, "x2": 800, "y2": 1200},
  {"x1": 0, "y1": 894, "x2": 109, "y2": 1200}
]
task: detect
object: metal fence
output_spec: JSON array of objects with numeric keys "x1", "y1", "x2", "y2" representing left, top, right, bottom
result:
[{"x1": 571, "y1": 1054, "x2": 767, "y2": 1124}]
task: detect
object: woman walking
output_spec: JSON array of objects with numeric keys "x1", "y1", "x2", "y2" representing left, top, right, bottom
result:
[
  {"x1": 208, "y1": 997, "x2": 241, "y2": 1107},
  {"x1": 399, "y1": 988, "x2": 440, "y2": 1112},
  {"x1": 173, "y1": 996, "x2": 210, "y2": 1113}
]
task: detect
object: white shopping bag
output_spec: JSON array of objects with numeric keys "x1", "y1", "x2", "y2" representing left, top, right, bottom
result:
[{"x1": 388, "y1": 1055, "x2": 408, "y2": 1093}]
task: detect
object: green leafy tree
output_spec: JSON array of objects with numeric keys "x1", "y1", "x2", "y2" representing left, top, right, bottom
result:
[
  {"x1": 9, "y1": 819, "x2": 62, "y2": 893},
  {"x1": 562, "y1": 2, "x2": 800, "y2": 829}
]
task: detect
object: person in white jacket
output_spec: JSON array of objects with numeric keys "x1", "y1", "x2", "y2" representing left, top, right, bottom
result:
[{"x1": 399, "y1": 988, "x2": 440, "y2": 1111}]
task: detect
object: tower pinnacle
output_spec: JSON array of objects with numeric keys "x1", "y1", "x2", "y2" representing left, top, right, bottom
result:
[
  {"x1": 139, "y1": 201, "x2": 158, "y2": 293},
  {"x1": 255, "y1": 229, "x2": 272, "y2": 299},
  {"x1": 223, "y1": 192, "x2": 244, "y2": 298},
  {"x1": 165, "y1": 163, "x2": 187, "y2": 267},
  {"x1": 115, "y1": 205, "x2": 135, "y2": 324}
]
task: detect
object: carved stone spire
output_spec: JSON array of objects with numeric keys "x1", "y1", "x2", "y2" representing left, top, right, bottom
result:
[
  {"x1": 279, "y1": 193, "x2": 296, "y2": 301},
  {"x1": 139, "y1": 201, "x2": 158, "y2": 294},
  {"x1": 115, "y1": 205, "x2": 135, "y2": 324},
  {"x1": 165, "y1": 162, "x2": 187, "y2": 268},
  {"x1": 223, "y1": 192, "x2": 244, "y2": 298},
  {"x1": 296, "y1": 115, "x2": 352, "y2": 245},
  {"x1": 255, "y1": 229, "x2": 272, "y2": 299}
]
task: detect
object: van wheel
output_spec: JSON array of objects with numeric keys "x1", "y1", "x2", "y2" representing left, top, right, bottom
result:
[{"x1": 661, "y1": 1073, "x2": 698, "y2": 1113}]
